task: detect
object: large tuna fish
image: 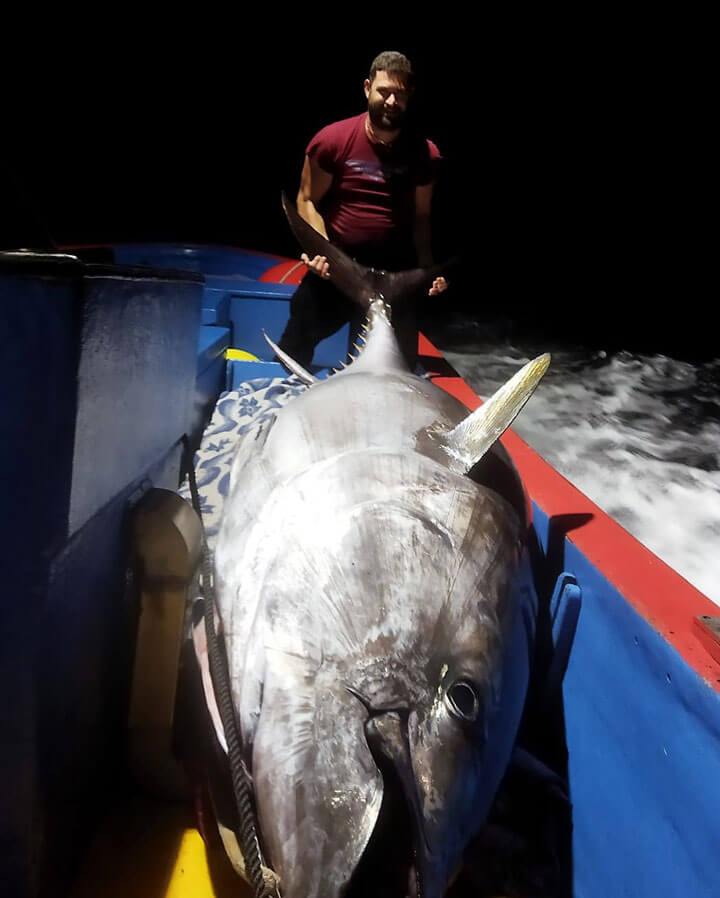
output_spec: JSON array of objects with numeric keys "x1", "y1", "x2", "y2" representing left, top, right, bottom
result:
[{"x1": 197, "y1": 200, "x2": 549, "y2": 897}]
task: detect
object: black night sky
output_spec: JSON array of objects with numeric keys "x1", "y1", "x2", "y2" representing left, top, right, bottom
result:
[{"x1": 3, "y1": 24, "x2": 709, "y2": 358}]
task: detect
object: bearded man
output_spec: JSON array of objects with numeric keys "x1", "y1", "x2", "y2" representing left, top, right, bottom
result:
[{"x1": 277, "y1": 50, "x2": 448, "y2": 369}]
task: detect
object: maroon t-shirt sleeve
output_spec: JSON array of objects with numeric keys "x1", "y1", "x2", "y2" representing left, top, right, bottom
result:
[
  {"x1": 305, "y1": 122, "x2": 344, "y2": 175},
  {"x1": 416, "y1": 139, "x2": 442, "y2": 185}
]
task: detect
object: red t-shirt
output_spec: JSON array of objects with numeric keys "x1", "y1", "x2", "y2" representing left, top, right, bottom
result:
[{"x1": 306, "y1": 113, "x2": 442, "y2": 268}]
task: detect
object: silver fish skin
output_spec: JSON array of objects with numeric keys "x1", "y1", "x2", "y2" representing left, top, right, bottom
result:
[{"x1": 213, "y1": 299, "x2": 544, "y2": 898}]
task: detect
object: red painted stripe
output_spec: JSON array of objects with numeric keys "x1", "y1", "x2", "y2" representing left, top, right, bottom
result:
[
  {"x1": 418, "y1": 333, "x2": 443, "y2": 357},
  {"x1": 259, "y1": 259, "x2": 305, "y2": 285},
  {"x1": 422, "y1": 336, "x2": 720, "y2": 691},
  {"x1": 694, "y1": 617, "x2": 720, "y2": 668}
]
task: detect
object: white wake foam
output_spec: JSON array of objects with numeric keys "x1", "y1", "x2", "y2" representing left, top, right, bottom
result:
[{"x1": 441, "y1": 344, "x2": 720, "y2": 607}]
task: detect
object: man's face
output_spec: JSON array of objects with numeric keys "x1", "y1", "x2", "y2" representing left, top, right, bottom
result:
[{"x1": 364, "y1": 70, "x2": 411, "y2": 131}]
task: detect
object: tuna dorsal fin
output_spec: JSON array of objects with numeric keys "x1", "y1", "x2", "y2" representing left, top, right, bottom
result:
[
  {"x1": 263, "y1": 331, "x2": 317, "y2": 385},
  {"x1": 281, "y1": 192, "x2": 446, "y2": 309},
  {"x1": 431, "y1": 354, "x2": 551, "y2": 472}
]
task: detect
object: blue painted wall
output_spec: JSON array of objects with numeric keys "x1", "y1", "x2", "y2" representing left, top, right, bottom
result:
[
  {"x1": 69, "y1": 271, "x2": 202, "y2": 533},
  {"x1": 0, "y1": 254, "x2": 204, "y2": 898},
  {"x1": 195, "y1": 326, "x2": 231, "y2": 438},
  {"x1": 225, "y1": 292, "x2": 350, "y2": 368},
  {"x1": 1, "y1": 258, "x2": 81, "y2": 898},
  {"x1": 108, "y1": 245, "x2": 352, "y2": 369},
  {"x1": 532, "y1": 506, "x2": 720, "y2": 898},
  {"x1": 202, "y1": 279, "x2": 350, "y2": 369}
]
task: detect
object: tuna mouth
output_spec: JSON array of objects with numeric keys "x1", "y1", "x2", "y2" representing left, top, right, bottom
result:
[{"x1": 344, "y1": 750, "x2": 421, "y2": 898}]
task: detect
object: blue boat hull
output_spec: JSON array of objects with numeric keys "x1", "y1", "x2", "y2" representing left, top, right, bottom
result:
[{"x1": 2, "y1": 244, "x2": 719, "y2": 898}]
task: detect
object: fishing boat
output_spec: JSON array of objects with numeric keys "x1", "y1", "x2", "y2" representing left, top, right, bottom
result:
[{"x1": 2, "y1": 242, "x2": 719, "y2": 898}]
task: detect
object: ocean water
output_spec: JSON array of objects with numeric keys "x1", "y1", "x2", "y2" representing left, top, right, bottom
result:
[{"x1": 433, "y1": 335, "x2": 720, "y2": 607}]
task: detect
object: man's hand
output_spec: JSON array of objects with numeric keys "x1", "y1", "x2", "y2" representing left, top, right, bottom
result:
[
  {"x1": 428, "y1": 276, "x2": 448, "y2": 296},
  {"x1": 301, "y1": 253, "x2": 331, "y2": 279}
]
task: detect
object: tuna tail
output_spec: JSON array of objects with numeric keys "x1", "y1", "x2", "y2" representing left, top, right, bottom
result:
[{"x1": 281, "y1": 192, "x2": 449, "y2": 309}]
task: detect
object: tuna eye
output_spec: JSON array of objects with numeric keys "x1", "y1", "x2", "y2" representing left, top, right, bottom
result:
[{"x1": 446, "y1": 679, "x2": 480, "y2": 722}]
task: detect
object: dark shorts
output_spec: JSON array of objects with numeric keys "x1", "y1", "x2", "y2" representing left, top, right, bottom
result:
[{"x1": 277, "y1": 273, "x2": 419, "y2": 370}]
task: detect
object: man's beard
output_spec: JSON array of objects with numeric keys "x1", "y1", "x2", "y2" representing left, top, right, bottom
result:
[{"x1": 368, "y1": 98, "x2": 406, "y2": 132}]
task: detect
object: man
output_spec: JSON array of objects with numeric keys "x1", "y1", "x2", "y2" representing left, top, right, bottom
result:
[{"x1": 278, "y1": 50, "x2": 448, "y2": 369}]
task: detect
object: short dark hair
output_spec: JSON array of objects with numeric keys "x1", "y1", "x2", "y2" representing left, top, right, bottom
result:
[{"x1": 368, "y1": 51, "x2": 414, "y2": 87}]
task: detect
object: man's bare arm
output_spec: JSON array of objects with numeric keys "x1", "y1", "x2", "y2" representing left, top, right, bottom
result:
[
  {"x1": 297, "y1": 156, "x2": 333, "y2": 239},
  {"x1": 295, "y1": 155, "x2": 334, "y2": 278}
]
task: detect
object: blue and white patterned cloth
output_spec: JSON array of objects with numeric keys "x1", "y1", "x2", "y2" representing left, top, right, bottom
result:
[{"x1": 178, "y1": 376, "x2": 306, "y2": 551}]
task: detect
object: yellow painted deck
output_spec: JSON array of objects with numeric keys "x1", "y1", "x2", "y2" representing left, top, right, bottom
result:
[
  {"x1": 71, "y1": 795, "x2": 251, "y2": 898},
  {"x1": 71, "y1": 793, "x2": 519, "y2": 898}
]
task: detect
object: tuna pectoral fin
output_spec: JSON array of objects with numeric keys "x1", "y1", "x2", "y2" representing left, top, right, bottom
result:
[
  {"x1": 429, "y1": 353, "x2": 551, "y2": 473},
  {"x1": 252, "y1": 669, "x2": 382, "y2": 898},
  {"x1": 263, "y1": 331, "x2": 317, "y2": 385}
]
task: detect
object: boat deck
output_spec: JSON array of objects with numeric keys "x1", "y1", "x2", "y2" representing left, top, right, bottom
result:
[{"x1": 71, "y1": 793, "x2": 250, "y2": 898}]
